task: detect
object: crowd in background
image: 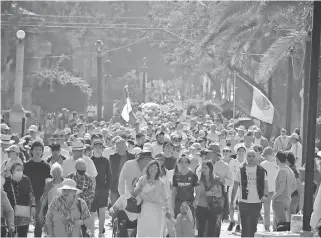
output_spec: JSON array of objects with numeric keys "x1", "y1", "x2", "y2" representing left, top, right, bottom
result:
[{"x1": 1, "y1": 104, "x2": 321, "y2": 237}]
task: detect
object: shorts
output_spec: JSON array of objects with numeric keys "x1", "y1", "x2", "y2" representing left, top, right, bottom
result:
[{"x1": 90, "y1": 189, "x2": 109, "y2": 212}]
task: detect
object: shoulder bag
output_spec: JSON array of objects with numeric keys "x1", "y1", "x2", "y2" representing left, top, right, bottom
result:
[
  {"x1": 77, "y1": 199, "x2": 91, "y2": 237},
  {"x1": 11, "y1": 182, "x2": 30, "y2": 218},
  {"x1": 205, "y1": 181, "x2": 225, "y2": 216},
  {"x1": 125, "y1": 197, "x2": 142, "y2": 213}
]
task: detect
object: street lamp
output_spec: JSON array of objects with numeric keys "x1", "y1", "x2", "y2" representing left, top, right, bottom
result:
[
  {"x1": 96, "y1": 40, "x2": 103, "y2": 121},
  {"x1": 9, "y1": 30, "x2": 26, "y2": 135},
  {"x1": 141, "y1": 57, "x2": 148, "y2": 103}
]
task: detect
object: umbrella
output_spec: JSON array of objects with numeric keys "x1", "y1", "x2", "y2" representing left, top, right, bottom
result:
[
  {"x1": 228, "y1": 117, "x2": 254, "y2": 129},
  {"x1": 142, "y1": 103, "x2": 160, "y2": 110}
]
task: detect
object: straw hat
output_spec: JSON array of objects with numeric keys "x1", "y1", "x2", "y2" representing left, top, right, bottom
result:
[
  {"x1": 71, "y1": 140, "x2": 86, "y2": 151},
  {"x1": 28, "y1": 125, "x2": 38, "y2": 132},
  {"x1": 57, "y1": 179, "x2": 81, "y2": 194},
  {"x1": 0, "y1": 134, "x2": 14, "y2": 145},
  {"x1": 4, "y1": 144, "x2": 20, "y2": 153}
]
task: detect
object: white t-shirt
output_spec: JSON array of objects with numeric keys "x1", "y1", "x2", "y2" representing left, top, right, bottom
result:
[
  {"x1": 235, "y1": 165, "x2": 267, "y2": 203},
  {"x1": 62, "y1": 156, "x2": 98, "y2": 178},
  {"x1": 229, "y1": 158, "x2": 247, "y2": 181},
  {"x1": 260, "y1": 160, "x2": 279, "y2": 192},
  {"x1": 151, "y1": 142, "x2": 163, "y2": 158}
]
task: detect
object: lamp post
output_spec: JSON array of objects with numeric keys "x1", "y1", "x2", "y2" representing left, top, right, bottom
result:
[
  {"x1": 96, "y1": 40, "x2": 103, "y2": 121},
  {"x1": 141, "y1": 57, "x2": 148, "y2": 103},
  {"x1": 9, "y1": 30, "x2": 26, "y2": 135}
]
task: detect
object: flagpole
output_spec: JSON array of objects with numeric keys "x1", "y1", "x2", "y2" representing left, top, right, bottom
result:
[{"x1": 233, "y1": 71, "x2": 236, "y2": 129}]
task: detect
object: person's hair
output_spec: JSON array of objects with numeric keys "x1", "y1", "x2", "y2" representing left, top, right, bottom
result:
[
  {"x1": 127, "y1": 139, "x2": 135, "y2": 146},
  {"x1": 132, "y1": 177, "x2": 139, "y2": 186},
  {"x1": 10, "y1": 163, "x2": 23, "y2": 174},
  {"x1": 72, "y1": 111, "x2": 78, "y2": 117},
  {"x1": 30, "y1": 141, "x2": 44, "y2": 157},
  {"x1": 77, "y1": 123, "x2": 84, "y2": 129},
  {"x1": 177, "y1": 154, "x2": 191, "y2": 164},
  {"x1": 276, "y1": 151, "x2": 287, "y2": 163},
  {"x1": 50, "y1": 162, "x2": 63, "y2": 176},
  {"x1": 79, "y1": 114, "x2": 84, "y2": 120},
  {"x1": 200, "y1": 161, "x2": 214, "y2": 186},
  {"x1": 253, "y1": 144, "x2": 263, "y2": 154},
  {"x1": 286, "y1": 152, "x2": 296, "y2": 166},
  {"x1": 245, "y1": 131, "x2": 253, "y2": 137},
  {"x1": 145, "y1": 160, "x2": 161, "y2": 180},
  {"x1": 136, "y1": 133, "x2": 144, "y2": 139}
]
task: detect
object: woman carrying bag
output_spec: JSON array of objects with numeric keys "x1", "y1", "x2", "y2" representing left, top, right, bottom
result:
[{"x1": 3, "y1": 163, "x2": 36, "y2": 237}]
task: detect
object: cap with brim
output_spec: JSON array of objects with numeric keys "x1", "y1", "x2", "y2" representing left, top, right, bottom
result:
[
  {"x1": 57, "y1": 179, "x2": 81, "y2": 194},
  {"x1": 4, "y1": 145, "x2": 20, "y2": 153},
  {"x1": 50, "y1": 133, "x2": 60, "y2": 140},
  {"x1": 1, "y1": 124, "x2": 10, "y2": 130},
  {"x1": 236, "y1": 125, "x2": 246, "y2": 131},
  {"x1": 28, "y1": 125, "x2": 38, "y2": 132},
  {"x1": 142, "y1": 143, "x2": 153, "y2": 153},
  {"x1": 205, "y1": 143, "x2": 221, "y2": 155},
  {"x1": 236, "y1": 144, "x2": 246, "y2": 152}
]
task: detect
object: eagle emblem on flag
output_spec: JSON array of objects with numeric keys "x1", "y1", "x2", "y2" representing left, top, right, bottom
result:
[{"x1": 254, "y1": 95, "x2": 271, "y2": 111}]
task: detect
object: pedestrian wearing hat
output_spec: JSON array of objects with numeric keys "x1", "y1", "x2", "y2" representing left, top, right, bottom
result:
[
  {"x1": 253, "y1": 129, "x2": 269, "y2": 150},
  {"x1": 235, "y1": 126, "x2": 246, "y2": 144},
  {"x1": 45, "y1": 179, "x2": 91, "y2": 237},
  {"x1": 1, "y1": 123, "x2": 10, "y2": 134},
  {"x1": 28, "y1": 125, "x2": 43, "y2": 145},
  {"x1": 90, "y1": 140, "x2": 112, "y2": 237},
  {"x1": 1, "y1": 134, "x2": 14, "y2": 164},
  {"x1": 58, "y1": 108, "x2": 69, "y2": 130},
  {"x1": 24, "y1": 141, "x2": 51, "y2": 238},
  {"x1": 289, "y1": 133, "x2": 303, "y2": 168},
  {"x1": 1, "y1": 145, "x2": 23, "y2": 178},
  {"x1": 118, "y1": 143, "x2": 153, "y2": 197},
  {"x1": 46, "y1": 144, "x2": 67, "y2": 166},
  {"x1": 62, "y1": 140, "x2": 98, "y2": 178}
]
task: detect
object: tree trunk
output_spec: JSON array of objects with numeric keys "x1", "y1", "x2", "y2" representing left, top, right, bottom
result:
[{"x1": 206, "y1": 73, "x2": 222, "y2": 101}]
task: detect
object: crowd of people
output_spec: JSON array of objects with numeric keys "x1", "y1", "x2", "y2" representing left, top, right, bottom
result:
[{"x1": 1, "y1": 105, "x2": 321, "y2": 238}]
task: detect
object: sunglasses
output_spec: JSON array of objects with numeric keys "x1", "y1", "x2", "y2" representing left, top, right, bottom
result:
[{"x1": 223, "y1": 150, "x2": 231, "y2": 153}]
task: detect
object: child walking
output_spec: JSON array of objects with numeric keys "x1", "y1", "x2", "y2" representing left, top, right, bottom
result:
[{"x1": 175, "y1": 201, "x2": 195, "y2": 237}]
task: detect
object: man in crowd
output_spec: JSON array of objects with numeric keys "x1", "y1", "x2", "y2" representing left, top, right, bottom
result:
[
  {"x1": 28, "y1": 125, "x2": 43, "y2": 144},
  {"x1": 151, "y1": 131, "x2": 165, "y2": 157},
  {"x1": 134, "y1": 133, "x2": 145, "y2": 149},
  {"x1": 1, "y1": 134, "x2": 14, "y2": 163},
  {"x1": 273, "y1": 128, "x2": 291, "y2": 152},
  {"x1": 289, "y1": 133, "x2": 303, "y2": 168},
  {"x1": 253, "y1": 128, "x2": 269, "y2": 149},
  {"x1": 163, "y1": 141, "x2": 177, "y2": 170},
  {"x1": 24, "y1": 141, "x2": 51, "y2": 237},
  {"x1": 230, "y1": 150, "x2": 269, "y2": 237},
  {"x1": 109, "y1": 138, "x2": 135, "y2": 205}
]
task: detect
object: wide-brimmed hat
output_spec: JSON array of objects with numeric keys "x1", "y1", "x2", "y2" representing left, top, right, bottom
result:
[
  {"x1": 205, "y1": 143, "x2": 221, "y2": 155},
  {"x1": 1, "y1": 123, "x2": 10, "y2": 130},
  {"x1": 4, "y1": 144, "x2": 20, "y2": 153},
  {"x1": 236, "y1": 125, "x2": 246, "y2": 132},
  {"x1": 57, "y1": 179, "x2": 81, "y2": 194},
  {"x1": 71, "y1": 140, "x2": 86, "y2": 151},
  {"x1": 28, "y1": 125, "x2": 38, "y2": 132},
  {"x1": 0, "y1": 134, "x2": 14, "y2": 145}
]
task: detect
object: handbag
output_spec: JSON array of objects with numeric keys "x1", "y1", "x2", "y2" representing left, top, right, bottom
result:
[
  {"x1": 77, "y1": 199, "x2": 91, "y2": 237},
  {"x1": 205, "y1": 181, "x2": 225, "y2": 216},
  {"x1": 125, "y1": 197, "x2": 142, "y2": 213},
  {"x1": 11, "y1": 182, "x2": 30, "y2": 218}
]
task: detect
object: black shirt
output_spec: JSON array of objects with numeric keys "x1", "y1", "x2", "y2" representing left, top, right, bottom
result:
[
  {"x1": 91, "y1": 156, "x2": 112, "y2": 190},
  {"x1": 164, "y1": 156, "x2": 177, "y2": 170},
  {"x1": 24, "y1": 160, "x2": 51, "y2": 201},
  {"x1": 173, "y1": 171, "x2": 199, "y2": 202}
]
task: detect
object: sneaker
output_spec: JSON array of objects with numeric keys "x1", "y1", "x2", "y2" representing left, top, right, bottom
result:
[
  {"x1": 235, "y1": 225, "x2": 241, "y2": 233},
  {"x1": 228, "y1": 221, "x2": 235, "y2": 231},
  {"x1": 265, "y1": 228, "x2": 270, "y2": 232}
]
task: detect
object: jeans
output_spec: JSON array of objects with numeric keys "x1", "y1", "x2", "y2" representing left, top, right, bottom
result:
[
  {"x1": 272, "y1": 200, "x2": 290, "y2": 227},
  {"x1": 196, "y1": 205, "x2": 222, "y2": 237},
  {"x1": 263, "y1": 192, "x2": 274, "y2": 229},
  {"x1": 17, "y1": 225, "x2": 29, "y2": 237},
  {"x1": 239, "y1": 202, "x2": 262, "y2": 237},
  {"x1": 34, "y1": 200, "x2": 42, "y2": 237}
]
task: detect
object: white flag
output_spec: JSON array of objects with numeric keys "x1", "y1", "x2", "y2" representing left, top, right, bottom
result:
[
  {"x1": 121, "y1": 98, "x2": 132, "y2": 122},
  {"x1": 250, "y1": 86, "x2": 274, "y2": 124}
]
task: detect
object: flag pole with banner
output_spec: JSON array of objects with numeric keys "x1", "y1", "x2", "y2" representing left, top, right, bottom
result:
[
  {"x1": 235, "y1": 74, "x2": 275, "y2": 124},
  {"x1": 121, "y1": 85, "x2": 132, "y2": 123}
]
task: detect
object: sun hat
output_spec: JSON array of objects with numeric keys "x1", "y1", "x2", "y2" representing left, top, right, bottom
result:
[
  {"x1": 0, "y1": 134, "x2": 14, "y2": 145},
  {"x1": 71, "y1": 140, "x2": 86, "y2": 151},
  {"x1": 62, "y1": 108, "x2": 69, "y2": 112},
  {"x1": 4, "y1": 144, "x2": 20, "y2": 153},
  {"x1": 235, "y1": 144, "x2": 246, "y2": 152},
  {"x1": 205, "y1": 143, "x2": 221, "y2": 155},
  {"x1": 1, "y1": 123, "x2": 10, "y2": 130},
  {"x1": 28, "y1": 125, "x2": 38, "y2": 132},
  {"x1": 57, "y1": 179, "x2": 81, "y2": 194}
]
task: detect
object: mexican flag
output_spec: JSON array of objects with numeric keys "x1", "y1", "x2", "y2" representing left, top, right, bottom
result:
[{"x1": 235, "y1": 74, "x2": 274, "y2": 124}]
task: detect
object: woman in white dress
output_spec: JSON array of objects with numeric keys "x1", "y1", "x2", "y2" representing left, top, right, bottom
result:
[{"x1": 133, "y1": 160, "x2": 171, "y2": 237}]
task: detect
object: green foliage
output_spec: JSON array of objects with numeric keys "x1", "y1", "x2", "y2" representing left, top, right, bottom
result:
[{"x1": 29, "y1": 66, "x2": 92, "y2": 112}]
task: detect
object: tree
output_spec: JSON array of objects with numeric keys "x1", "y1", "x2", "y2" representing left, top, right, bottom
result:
[{"x1": 29, "y1": 65, "x2": 91, "y2": 112}]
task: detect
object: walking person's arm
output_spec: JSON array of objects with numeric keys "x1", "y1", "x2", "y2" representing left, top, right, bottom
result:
[{"x1": 272, "y1": 171, "x2": 286, "y2": 201}]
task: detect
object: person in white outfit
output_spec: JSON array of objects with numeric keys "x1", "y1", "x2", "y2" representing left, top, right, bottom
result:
[{"x1": 289, "y1": 133, "x2": 302, "y2": 168}]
